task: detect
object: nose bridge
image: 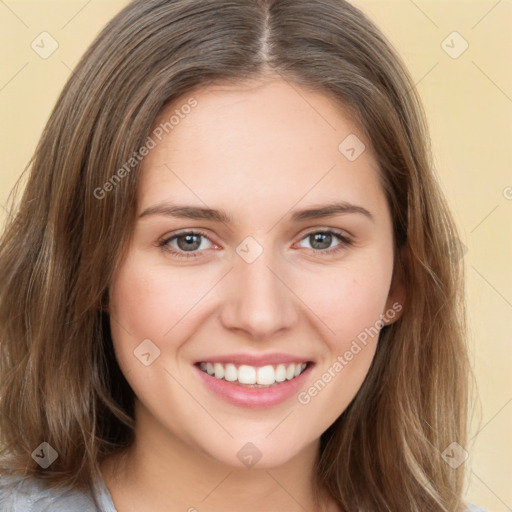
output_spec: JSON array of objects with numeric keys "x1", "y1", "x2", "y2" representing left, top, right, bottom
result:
[{"x1": 219, "y1": 240, "x2": 297, "y2": 339}]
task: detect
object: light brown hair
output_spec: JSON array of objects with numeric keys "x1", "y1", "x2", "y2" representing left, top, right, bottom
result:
[{"x1": 0, "y1": 0, "x2": 469, "y2": 510}]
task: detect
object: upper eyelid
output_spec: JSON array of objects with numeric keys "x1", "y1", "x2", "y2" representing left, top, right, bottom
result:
[{"x1": 162, "y1": 228, "x2": 351, "y2": 248}]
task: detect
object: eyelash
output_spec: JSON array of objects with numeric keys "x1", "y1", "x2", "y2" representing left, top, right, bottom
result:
[{"x1": 158, "y1": 229, "x2": 353, "y2": 260}]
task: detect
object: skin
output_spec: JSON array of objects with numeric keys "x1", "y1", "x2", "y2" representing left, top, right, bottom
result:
[{"x1": 101, "y1": 77, "x2": 404, "y2": 512}]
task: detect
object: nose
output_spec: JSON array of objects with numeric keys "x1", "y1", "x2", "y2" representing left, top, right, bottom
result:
[{"x1": 219, "y1": 247, "x2": 298, "y2": 341}]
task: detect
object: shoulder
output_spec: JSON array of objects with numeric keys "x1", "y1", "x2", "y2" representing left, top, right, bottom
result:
[
  {"x1": 466, "y1": 504, "x2": 491, "y2": 512},
  {"x1": 0, "y1": 474, "x2": 98, "y2": 512},
  {"x1": 0, "y1": 475, "x2": 489, "y2": 512}
]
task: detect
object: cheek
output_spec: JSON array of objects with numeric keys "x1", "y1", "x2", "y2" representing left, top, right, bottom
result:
[
  {"x1": 293, "y1": 266, "x2": 391, "y2": 430},
  {"x1": 296, "y1": 256, "x2": 393, "y2": 348},
  {"x1": 109, "y1": 252, "x2": 215, "y2": 346},
  {"x1": 107, "y1": 253, "x2": 213, "y2": 426}
]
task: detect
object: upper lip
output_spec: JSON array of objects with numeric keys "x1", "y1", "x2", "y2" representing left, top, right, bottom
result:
[{"x1": 195, "y1": 353, "x2": 313, "y2": 367}]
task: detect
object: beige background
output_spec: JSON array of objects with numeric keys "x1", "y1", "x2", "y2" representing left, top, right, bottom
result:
[{"x1": 0, "y1": 1, "x2": 510, "y2": 510}]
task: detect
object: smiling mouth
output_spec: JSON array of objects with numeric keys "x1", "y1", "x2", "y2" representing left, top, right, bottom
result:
[{"x1": 196, "y1": 361, "x2": 311, "y2": 387}]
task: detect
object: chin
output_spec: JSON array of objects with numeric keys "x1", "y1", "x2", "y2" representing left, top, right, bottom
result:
[{"x1": 195, "y1": 431, "x2": 317, "y2": 470}]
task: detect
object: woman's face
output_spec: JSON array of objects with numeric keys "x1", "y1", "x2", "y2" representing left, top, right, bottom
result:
[{"x1": 108, "y1": 78, "x2": 403, "y2": 469}]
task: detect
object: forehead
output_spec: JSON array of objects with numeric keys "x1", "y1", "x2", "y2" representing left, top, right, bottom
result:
[
  {"x1": 138, "y1": 78, "x2": 384, "y2": 220},
  {"x1": 151, "y1": 78, "x2": 366, "y2": 155}
]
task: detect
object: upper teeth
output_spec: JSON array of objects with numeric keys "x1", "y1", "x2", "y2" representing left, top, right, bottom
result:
[{"x1": 199, "y1": 362, "x2": 307, "y2": 386}]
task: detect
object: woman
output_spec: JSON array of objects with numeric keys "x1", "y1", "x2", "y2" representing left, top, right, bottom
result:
[{"x1": 0, "y1": 0, "x2": 485, "y2": 510}]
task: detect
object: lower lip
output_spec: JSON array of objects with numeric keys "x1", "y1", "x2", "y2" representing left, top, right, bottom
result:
[{"x1": 194, "y1": 364, "x2": 313, "y2": 409}]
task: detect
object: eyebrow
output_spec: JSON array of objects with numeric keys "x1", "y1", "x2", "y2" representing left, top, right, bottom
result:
[{"x1": 138, "y1": 201, "x2": 374, "y2": 223}]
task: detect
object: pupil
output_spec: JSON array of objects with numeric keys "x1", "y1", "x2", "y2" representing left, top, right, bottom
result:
[
  {"x1": 177, "y1": 234, "x2": 201, "y2": 251},
  {"x1": 311, "y1": 233, "x2": 331, "y2": 250}
]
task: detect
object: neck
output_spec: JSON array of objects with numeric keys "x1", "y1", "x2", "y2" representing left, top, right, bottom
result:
[{"x1": 100, "y1": 400, "x2": 337, "y2": 512}]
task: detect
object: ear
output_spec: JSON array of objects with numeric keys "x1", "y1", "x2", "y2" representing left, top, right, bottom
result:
[{"x1": 382, "y1": 246, "x2": 407, "y2": 325}]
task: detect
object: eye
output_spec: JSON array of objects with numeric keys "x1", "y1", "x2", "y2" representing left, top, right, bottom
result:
[
  {"x1": 296, "y1": 230, "x2": 352, "y2": 255},
  {"x1": 158, "y1": 228, "x2": 352, "y2": 260},
  {"x1": 158, "y1": 230, "x2": 215, "y2": 259}
]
